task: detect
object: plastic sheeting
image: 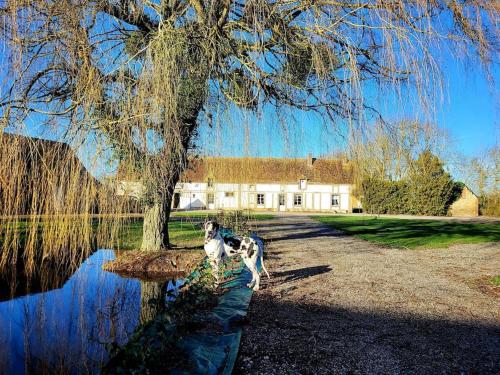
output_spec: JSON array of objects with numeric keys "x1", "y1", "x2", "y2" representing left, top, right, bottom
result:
[
  {"x1": 172, "y1": 231, "x2": 262, "y2": 375},
  {"x1": 173, "y1": 261, "x2": 254, "y2": 374}
]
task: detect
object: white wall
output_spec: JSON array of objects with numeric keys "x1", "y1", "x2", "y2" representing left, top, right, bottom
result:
[
  {"x1": 168, "y1": 181, "x2": 354, "y2": 212},
  {"x1": 179, "y1": 192, "x2": 206, "y2": 210}
]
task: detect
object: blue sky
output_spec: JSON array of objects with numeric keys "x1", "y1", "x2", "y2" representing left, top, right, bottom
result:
[
  {"x1": 1, "y1": 34, "x2": 497, "y2": 180},
  {"x1": 438, "y1": 62, "x2": 498, "y2": 155},
  {"x1": 197, "y1": 59, "x2": 498, "y2": 161}
]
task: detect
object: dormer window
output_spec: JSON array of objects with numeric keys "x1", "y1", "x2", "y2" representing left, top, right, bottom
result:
[
  {"x1": 299, "y1": 179, "x2": 307, "y2": 190},
  {"x1": 207, "y1": 178, "x2": 214, "y2": 187}
]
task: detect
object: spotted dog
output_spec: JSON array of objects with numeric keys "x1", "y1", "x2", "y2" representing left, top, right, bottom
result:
[{"x1": 203, "y1": 220, "x2": 270, "y2": 291}]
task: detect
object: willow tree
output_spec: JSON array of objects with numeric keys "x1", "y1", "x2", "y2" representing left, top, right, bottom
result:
[{"x1": 0, "y1": 1, "x2": 496, "y2": 251}]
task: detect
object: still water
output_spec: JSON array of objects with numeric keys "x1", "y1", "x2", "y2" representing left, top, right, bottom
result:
[{"x1": 0, "y1": 250, "x2": 172, "y2": 374}]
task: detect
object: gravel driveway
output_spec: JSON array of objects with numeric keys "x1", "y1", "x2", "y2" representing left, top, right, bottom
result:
[{"x1": 235, "y1": 216, "x2": 500, "y2": 374}]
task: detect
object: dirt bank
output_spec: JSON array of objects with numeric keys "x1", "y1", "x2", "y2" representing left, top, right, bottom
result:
[{"x1": 103, "y1": 249, "x2": 204, "y2": 280}]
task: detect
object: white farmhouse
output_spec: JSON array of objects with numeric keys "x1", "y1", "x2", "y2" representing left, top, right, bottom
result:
[{"x1": 117, "y1": 155, "x2": 360, "y2": 213}]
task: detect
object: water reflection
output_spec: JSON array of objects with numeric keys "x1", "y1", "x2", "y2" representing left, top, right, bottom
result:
[
  {"x1": 140, "y1": 280, "x2": 166, "y2": 324},
  {"x1": 0, "y1": 250, "x2": 172, "y2": 374},
  {"x1": 0, "y1": 257, "x2": 82, "y2": 302}
]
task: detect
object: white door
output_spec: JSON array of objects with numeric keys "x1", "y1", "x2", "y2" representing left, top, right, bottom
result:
[
  {"x1": 313, "y1": 193, "x2": 321, "y2": 210},
  {"x1": 278, "y1": 194, "x2": 286, "y2": 211}
]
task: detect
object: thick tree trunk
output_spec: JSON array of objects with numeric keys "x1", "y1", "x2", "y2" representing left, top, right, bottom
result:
[
  {"x1": 140, "y1": 147, "x2": 186, "y2": 251},
  {"x1": 139, "y1": 96, "x2": 203, "y2": 252},
  {"x1": 140, "y1": 190, "x2": 174, "y2": 251}
]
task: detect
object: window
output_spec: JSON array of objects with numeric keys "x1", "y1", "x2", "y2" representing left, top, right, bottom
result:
[
  {"x1": 299, "y1": 179, "x2": 307, "y2": 190},
  {"x1": 332, "y1": 194, "x2": 340, "y2": 207},
  {"x1": 294, "y1": 194, "x2": 302, "y2": 206},
  {"x1": 192, "y1": 193, "x2": 196, "y2": 198},
  {"x1": 225, "y1": 192, "x2": 234, "y2": 197},
  {"x1": 257, "y1": 194, "x2": 265, "y2": 205},
  {"x1": 207, "y1": 193, "x2": 214, "y2": 204},
  {"x1": 207, "y1": 178, "x2": 214, "y2": 187},
  {"x1": 279, "y1": 194, "x2": 285, "y2": 206}
]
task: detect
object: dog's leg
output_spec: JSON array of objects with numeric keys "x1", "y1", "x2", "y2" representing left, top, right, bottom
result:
[
  {"x1": 242, "y1": 256, "x2": 256, "y2": 288},
  {"x1": 252, "y1": 266, "x2": 261, "y2": 291},
  {"x1": 245, "y1": 255, "x2": 260, "y2": 290},
  {"x1": 260, "y1": 252, "x2": 270, "y2": 279},
  {"x1": 211, "y1": 259, "x2": 220, "y2": 286}
]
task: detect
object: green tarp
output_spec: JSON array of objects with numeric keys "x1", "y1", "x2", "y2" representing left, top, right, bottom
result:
[
  {"x1": 172, "y1": 231, "x2": 263, "y2": 374},
  {"x1": 174, "y1": 259, "x2": 254, "y2": 374}
]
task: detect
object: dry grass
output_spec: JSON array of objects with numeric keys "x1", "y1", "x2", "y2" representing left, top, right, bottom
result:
[{"x1": 102, "y1": 249, "x2": 204, "y2": 280}]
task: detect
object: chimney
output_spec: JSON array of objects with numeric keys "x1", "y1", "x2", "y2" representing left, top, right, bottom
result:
[{"x1": 307, "y1": 153, "x2": 316, "y2": 167}]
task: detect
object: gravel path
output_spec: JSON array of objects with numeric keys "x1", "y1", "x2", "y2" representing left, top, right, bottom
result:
[{"x1": 235, "y1": 216, "x2": 500, "y2": 374}]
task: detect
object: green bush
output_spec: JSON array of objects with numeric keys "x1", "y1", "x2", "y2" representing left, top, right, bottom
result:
[
  {"x1": 406, "y1": 151, "x2": 454, "y2": 216},
  {"x1": 361, "y1": 178, "x2": 409, "y2": 214},
  {"x1": 361, "y1": 151, "x2": 457, "y2": 216}
]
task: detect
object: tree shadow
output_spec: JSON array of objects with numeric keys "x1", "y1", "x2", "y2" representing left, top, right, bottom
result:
[
  {"x1": 271, "y1": 265, "x2": 332, "y2": 283},
  {"x1": 258, "y1": 219, "x2": 500, "y2": 246},
  {"x1": 258, "y1": 223, "x2": 343, "y2": 242},
  {"x1": 235, "y1": 296, "x2": 500, "y2": 374}
]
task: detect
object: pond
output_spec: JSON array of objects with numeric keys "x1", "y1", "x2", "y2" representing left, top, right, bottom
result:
[{"x1": 0, "y1": 249, "x2": 177, "y2": 374}]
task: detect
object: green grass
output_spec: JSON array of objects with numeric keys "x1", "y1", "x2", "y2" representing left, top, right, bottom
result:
[
  {"x1": 172, "y1": 210, "x2": 274, "y2": 221},
  {"x1": 0, "y1": 218, "x2": 205, "y2": 251},
  {"x1": 490, "y1": 276, "x2": 500, "y2": 286},
  {"x1": 116, "y1": 219, "x2": 204, "y2": 250},
  {"x1": 314, "y1": 216, "x2": 500, "y2": 249}
]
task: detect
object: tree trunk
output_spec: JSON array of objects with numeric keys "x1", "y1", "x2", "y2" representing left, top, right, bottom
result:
[
  {"x1": 140, "y1": 153, "x2": 184, "y2": 251},
  {"x1": 139, "y1": 102, "x2": 202, "y2": 252},
  {"x1": 140, "y1": 191, "x2": 174, "y2": 251}
]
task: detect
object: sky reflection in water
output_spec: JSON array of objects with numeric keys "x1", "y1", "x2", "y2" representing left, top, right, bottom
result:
[{"x1": 0, "y1": 250, "x2": 145, "y2": 374}]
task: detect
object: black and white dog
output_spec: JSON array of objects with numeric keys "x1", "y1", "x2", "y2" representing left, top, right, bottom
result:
[{"x1": 203, "y1": 220, "x2": 270, "y2": 291}]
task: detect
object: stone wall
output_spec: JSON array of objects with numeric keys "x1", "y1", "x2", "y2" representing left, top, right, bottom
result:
[{"x1": 449, "y1": 186, "x2": 479, "y2": 217}]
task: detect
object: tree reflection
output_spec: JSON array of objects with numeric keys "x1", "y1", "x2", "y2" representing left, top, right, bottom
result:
[
  {"x1": 140, "y1": 280, "x2": 166, "y2": 324},
  {"x1": 0, "y1": 254, "x2": 85, "y2": 302}
]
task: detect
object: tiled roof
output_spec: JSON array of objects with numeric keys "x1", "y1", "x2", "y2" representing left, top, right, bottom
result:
[{"x1": 180, "y1": 157, "x2": 354, "y2": 184}]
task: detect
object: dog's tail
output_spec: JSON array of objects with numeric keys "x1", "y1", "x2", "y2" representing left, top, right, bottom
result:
[{"x1": 260, "y1": 252, "x2": 270, "y2": 279}]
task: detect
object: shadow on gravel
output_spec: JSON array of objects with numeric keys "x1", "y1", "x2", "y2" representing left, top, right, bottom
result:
[
  {"x1": 271, "y1": 265, "x2": 332, "y2": 283},
  {"x1": 264, "y1": 227, "x2": 343, "y2": 242},
  {"x1": 235, "y1": 296, "x2": 500, "y2": 374}
]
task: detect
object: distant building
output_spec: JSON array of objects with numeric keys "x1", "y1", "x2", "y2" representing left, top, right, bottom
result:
[
  {"x1": 0, "y1": 133, "x2": 100, "y2": 215},
  {"x1": 449, "y1": 186, "x2": 479, "y2": 217},
  {"x1": 118, "y1": 155, "x2": 360, "y2": 213}
]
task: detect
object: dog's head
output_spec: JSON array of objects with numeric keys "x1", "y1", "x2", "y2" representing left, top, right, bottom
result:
[{"x1": 204, "y1": 220, "x2": 219, "y2": 243}]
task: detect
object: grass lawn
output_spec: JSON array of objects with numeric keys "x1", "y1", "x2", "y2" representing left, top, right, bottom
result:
[
  {"x1": 0, "y1": 218, "x2": 205, "y2": 251},
  {"x1": 314, "y1": 216, "x2": 500, "y2": 249},
  {"x1": 172, "y1": 210, "x2": 274, "y2": 221},
  {"x1": 115, "y1": 219, "x2": 204, "y2": 250},
  {"x1": 1, "y1": 210, "x2": 272, "y2": 252}
]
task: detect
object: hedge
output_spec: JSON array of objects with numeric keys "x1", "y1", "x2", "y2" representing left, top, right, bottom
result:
[{"x1": 360, "y1": 151, "x2": 460, "y2": 216}]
